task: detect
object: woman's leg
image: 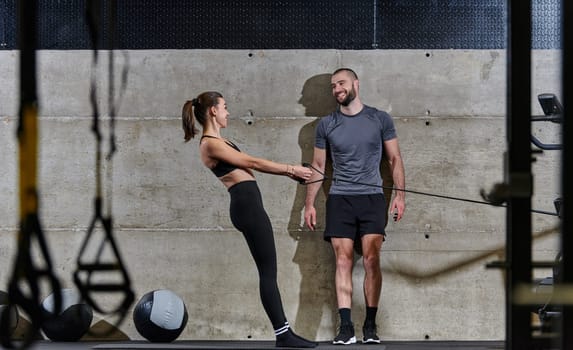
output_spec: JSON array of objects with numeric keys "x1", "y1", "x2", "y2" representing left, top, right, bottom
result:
[
  {"x1": 230, "y1": 182, "x2": 286, "y2": 327},
  {"x1": 229, "y1": 182, "x2": 317, "y2": 348}
]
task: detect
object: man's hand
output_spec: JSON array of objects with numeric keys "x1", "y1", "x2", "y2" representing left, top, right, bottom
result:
[
  {"x1": 304, "y1": 205, "x2": 317, "y2": 230},
  {"x1": 390, "y1": 196, "x2": 405, "y2": 222}
]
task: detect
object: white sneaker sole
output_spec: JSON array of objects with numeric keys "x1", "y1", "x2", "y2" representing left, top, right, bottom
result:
[
  {"x1": 332, "y1": 336, "x2": 356, "y2": 345},
  {"x1": 362, "y1": 338, "x2": 381, "y2": 344}
]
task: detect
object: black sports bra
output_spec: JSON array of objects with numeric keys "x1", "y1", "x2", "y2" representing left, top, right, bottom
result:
[{"x1": 201, "y1": 135, "x2": 241, "y2": 177}]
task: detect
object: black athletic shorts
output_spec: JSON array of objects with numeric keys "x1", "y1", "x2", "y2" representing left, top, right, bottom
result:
[{"x1": 324, "y1": 193, "x2": 386, "y2": 242}]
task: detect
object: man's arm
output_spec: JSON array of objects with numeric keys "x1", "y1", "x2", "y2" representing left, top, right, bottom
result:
[
  {"x1": 304, "y1": 147, "x2": 327, "y2": 230},
  {"x1": 384, "y1": 138, "x2": 406, "y2": 221}
]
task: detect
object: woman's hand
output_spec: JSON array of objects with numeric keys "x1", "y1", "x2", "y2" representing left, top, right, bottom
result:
[{"x1": 289, "y1": 165, "x2": 312, "y2": 182}]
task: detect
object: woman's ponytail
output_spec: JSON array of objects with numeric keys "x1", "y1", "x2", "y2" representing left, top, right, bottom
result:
[
  {"x1": 182, "y1": 99, "x2": 198, "y2": 142},
  {"x1": 181, "y1": 92, "x2": 223, "y2": 142}
]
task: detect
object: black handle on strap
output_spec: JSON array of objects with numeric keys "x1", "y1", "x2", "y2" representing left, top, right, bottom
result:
[
  {"x1": 1, "y1": 214, "x2": 62, "y2": 349},
  {"x1": 73, "y1": 198, "x2": 134, "y2": 321},
  {"x1": 302, "y1": 162, "x2": 330, "y2": 184}
]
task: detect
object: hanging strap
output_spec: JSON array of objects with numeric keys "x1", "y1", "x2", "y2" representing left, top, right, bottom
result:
[
  {"x1": 1, "y1": 1, "x2": 62, "y2": 347},
  {"x1": 73, "y1": 0, "x2": 134, "y2": 331}
]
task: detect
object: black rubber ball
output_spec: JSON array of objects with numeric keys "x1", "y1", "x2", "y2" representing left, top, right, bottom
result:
[
  {"x1": 40, "y1": 289, "x2": 93, "y2": 342},
  {"x1": 133, "y1": 289, "x2": 188, "y2": 342}
]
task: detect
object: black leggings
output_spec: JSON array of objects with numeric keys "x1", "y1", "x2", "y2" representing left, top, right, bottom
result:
[{"x1": 228, "y1": 181, "x2": 286, "y2": 329}]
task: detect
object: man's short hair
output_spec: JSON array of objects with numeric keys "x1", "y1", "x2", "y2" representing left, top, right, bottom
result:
[{"x1": 332, "y1": 68, "x2": 358, "y2": 80}]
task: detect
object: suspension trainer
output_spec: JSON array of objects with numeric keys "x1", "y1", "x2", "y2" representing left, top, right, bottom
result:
[
  {"x1": 302, "y1": 163, "x2": 558, "y2": 217},
  {"x1": 73, "y1": 0, "x2": 134, "y2": 332},
  {"x1": 0, "y1": 1, "x2": 62, "y2": 348}
]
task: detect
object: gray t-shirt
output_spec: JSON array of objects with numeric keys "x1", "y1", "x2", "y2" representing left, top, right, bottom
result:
[{"x1": 315, "y1": 105, "x2": 397, "y2": 195}]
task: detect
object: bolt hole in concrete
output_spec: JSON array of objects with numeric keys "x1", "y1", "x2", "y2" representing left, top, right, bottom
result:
[
  {"x1": 425, "y1": 109, "x2": 432, "y2": 125},
  {"x1": 425, "y1": 52, "x2": 431, "y2": 57},
  {"x1": 425, "y1": 234, "x2": 430, "y2": 239},
  {"x1": 425, "y1": 334, "x2": 431, "y2": 340},
  {"x1": 248, "y1": 52, "x2": 253, "y2": 57}
]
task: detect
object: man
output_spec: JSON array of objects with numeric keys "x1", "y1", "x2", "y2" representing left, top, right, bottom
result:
[{"x1": 304, "y1": 68, "x2": 405, "y2": 345}]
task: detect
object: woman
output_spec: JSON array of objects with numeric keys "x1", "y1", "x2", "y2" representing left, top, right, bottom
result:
[{"x1": 182, "y1": 91, "x2": 317, "y2": 348}]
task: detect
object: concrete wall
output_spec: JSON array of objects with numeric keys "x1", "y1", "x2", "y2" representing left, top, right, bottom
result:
[{"x1": 0, "y1": 49, "x2": 562, "y2": 341}]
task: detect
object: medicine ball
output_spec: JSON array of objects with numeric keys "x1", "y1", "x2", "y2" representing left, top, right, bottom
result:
[
  {"x1": 0, "y1": 290, "x2": 19, "y2": 336},
  {"x1": 133, "y1": 289, "x2": 188, "y2": 342},
  {"x1": 40, "y1": 288, "x2": 93, "y2": 341}
]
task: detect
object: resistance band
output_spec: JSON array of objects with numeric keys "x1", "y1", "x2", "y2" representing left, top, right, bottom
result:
[{"x1": 302, "y1": 162, "x2": 558, "y2": 217}]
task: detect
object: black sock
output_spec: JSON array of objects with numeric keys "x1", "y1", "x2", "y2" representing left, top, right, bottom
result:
[
  {"x1": 275, "y1": 326, "x2": 318, "y2": 348},
  {"x1": 365, "y1": 306, "x2": 378, "y2": 324},
  {"x1": 339, "y1": 308, "x2": 352, "y2": 325}
]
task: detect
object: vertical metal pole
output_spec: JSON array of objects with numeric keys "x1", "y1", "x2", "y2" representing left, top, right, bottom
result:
[
  {"x1": 506, "y1": 1, "x2": 533, "y2": 349},
  {"x1": 561, "y1": 0, "x2": 573, "y2": 347}
]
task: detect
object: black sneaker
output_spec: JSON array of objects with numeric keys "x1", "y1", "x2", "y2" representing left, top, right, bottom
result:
[
  {"x1": 362, "y1": 321, "x2": 380, "y2": 344},
  {"x1": 333, "y1": 323, "x2": 356, "y2": 345}
]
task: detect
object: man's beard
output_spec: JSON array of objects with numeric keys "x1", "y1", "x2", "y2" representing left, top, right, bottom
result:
[{"x1": 338, "y1": 87, "x2": 356, "y2": 107}]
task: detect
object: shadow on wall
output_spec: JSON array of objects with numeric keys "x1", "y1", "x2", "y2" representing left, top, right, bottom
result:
[
  {"x1": 288, "y1": 73, "x2": 395, "y2": 339},
  {"x1": 287, "y1": 73, "x2": 337, "y2": 339}
]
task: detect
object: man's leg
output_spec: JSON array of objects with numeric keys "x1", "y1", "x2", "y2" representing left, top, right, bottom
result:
[
  {"x1": 361, "y1": 233, "x2": 384, "y2": 343},
  {"x1": 331, "y1": 237, "x2": 356, "y2": 344},
  {"x1": 331, "y1": 237, "x2": 355, "y2": 308},
  {"x1": 362, "y1": 234, "x2": 383, "y2": 306}
]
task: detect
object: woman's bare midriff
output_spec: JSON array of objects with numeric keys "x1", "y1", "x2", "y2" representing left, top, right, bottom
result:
[{"x1": 219, "y1": 168, "x2": 256, "y2": 189}]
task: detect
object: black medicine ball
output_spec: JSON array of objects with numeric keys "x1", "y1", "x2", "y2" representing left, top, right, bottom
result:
[
  {"x1": 40, "y1": 289, "x2": 93, "y2": 342},
  {"x1": 133, "y1": 289, "x2": 188, "y2": 342}
]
